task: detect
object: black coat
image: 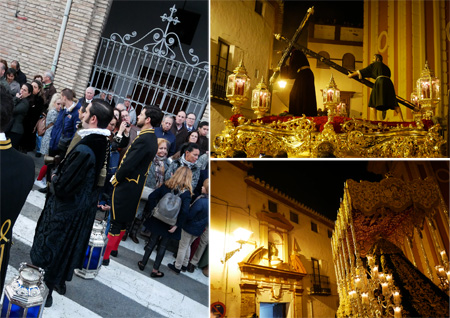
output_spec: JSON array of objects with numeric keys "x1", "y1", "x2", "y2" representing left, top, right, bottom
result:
[
  {"x1": 0, "y1": 138, "x2": 34, "y2": 291},
  {"x1": 143, "y1": 184, "x2": 191, "y2": 241},
  {"x1": 111, "y1": 129, "x2": 157, "y2": 224},
  {"x1": 30, "y1": 133, "x2": 109, "y2": 285}
]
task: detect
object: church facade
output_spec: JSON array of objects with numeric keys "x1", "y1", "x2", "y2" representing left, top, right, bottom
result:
[{"x1": 210, "y1": 161, "x2": 338, "y2": 318}]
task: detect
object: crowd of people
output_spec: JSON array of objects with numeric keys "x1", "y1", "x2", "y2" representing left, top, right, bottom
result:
[{"x1": 0, "y1": 59, "x2": 210, "y2": 308}]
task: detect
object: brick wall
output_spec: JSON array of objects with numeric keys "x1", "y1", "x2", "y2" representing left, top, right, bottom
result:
[{"x1": 0, "y1": 0, "x2": 112, "y2": 99}]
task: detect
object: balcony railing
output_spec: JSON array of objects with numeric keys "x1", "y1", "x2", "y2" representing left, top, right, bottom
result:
[
  {"x1": 210, "y1": 65, "x2": 231, "y2": 101},
  {"x1": 310, "y1": 274, "x2": 331, "y2": 295}
]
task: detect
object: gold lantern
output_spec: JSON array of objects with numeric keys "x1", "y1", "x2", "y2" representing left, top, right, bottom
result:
[
  {"x1": 251, "y1": 77, "x2": 271, "y2": 118},
  {"x1": 323, "y1": 74, "x2": 340, "y2": 119},
  {"x1": 416, "y1": 61, "x2": 440, "y2": 119},
  {"x1": 226, "y1": 60, "x2": 251, "y2": 114}
]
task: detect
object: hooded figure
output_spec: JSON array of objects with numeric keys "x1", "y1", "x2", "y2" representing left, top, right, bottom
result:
[{"x1": 282, "y1": 49, "x2": 318, "y2": 117}]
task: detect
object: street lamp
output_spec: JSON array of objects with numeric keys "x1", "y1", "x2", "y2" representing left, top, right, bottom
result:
[{"x1": 221, "y1": 228, "x2": 253, "y2": 263}]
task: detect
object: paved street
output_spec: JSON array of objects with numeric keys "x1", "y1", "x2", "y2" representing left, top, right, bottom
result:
[{"x1": 2, "y1": 153, "x2": 209, "y2": 318}]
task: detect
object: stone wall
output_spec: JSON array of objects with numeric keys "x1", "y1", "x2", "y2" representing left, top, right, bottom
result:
[{"x1": 0, "y1": 0, "x2": 112, "y2": 98}]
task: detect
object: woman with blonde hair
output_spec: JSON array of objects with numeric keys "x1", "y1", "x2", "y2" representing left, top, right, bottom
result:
[
  {"x1": 138, "y1": 166, "x2": 192, "y2": 278},
  {"x1": 33, "y1": 94, "x2": 63, "y2": 188}
]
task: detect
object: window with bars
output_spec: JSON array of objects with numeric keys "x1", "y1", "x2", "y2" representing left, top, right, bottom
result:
[
  {"x1": 268, "y1": 200, "x2": 278, "y2": 213},
  {"x1": 311, "y1": 221, "x2": 318, "y2": 233}
]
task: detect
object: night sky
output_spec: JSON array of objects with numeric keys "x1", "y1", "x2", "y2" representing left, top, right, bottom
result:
[{"x1": 248, "y1": 160, "x2": 382, "y2": 221}]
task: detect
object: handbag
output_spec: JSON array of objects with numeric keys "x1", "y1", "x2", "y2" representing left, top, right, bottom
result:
[{"x1": 35, "y1": 115, "x2": 47, "y2": 136}]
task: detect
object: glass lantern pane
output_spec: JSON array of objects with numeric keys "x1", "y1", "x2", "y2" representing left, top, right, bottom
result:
[
  {"x1": 89, "y1": 247, "x2": 103, "y2": 270},
  {"x1": 83, "y1": 246, "x2": 92, "y2": 269},
  {"x1": 26, "y1": 305, "x2": 42, "y2": 318}
]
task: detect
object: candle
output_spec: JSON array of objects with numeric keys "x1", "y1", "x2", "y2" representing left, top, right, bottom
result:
[
  {"x1": 436, "y1": 265, "x2": 446, "y2": 278},
  {"x1": 236, "y1": 79, "x2": 244, "y2": 95},
  {"x1": 394, "y1": 306, "x2": 402, "y2": 318},
  {"x1": 372, "y1": 266, "x2": 379, "y2": 277},
  {"x1": 422, "y1": 82, "x2": 430, "y2": 99},
  {"x1": 381, "y1": 282, "x2": 389, "y2": 296},
  {"x1": 447, "y1": 271, "x2": 450, "y2": 281},
  {"x1": 393, "y1": 291, "x2": 401, "y2": 305},
  {"x1": 355, "y1": 277, "x2": 363, "y2": 290},
  {"x1": 386, "y1": 273, "x2": 392, "y2": 282},
  {"x1": 440, "y1": 250, "x2": 447, "y2": 260},
  {"x1": 379, "y1": 273, "x2": 385, "y2": 282},
  {"x1": 361, "y1": 292, "x2": 369, "y2": 305},
  {"x1": 327, "y1": 90, "x2": 333, "y2": 102}
]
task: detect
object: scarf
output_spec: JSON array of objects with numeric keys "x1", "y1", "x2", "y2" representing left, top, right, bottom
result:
[
  {"x1": 180, "y1": 154, "x2": 194, "y2": 169},
  {"x1": 153, "y1": 155, "x2": 167, "y2": 188}
]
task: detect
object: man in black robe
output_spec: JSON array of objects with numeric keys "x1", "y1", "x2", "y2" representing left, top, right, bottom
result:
[
  {"x1": 30, "y1": 99, "x2": 113, "y2": 307},
  {"x1": 0, "y1": 86, "x2": 34, "y2": 292},
  {"x1": 281, "y1": 50, "x2": 318, "y2": 117},
  {"x1": 348, "y1": 54, "x2": 403, "y2": 120},
  {"x1": 102, "y1": 105, "x2": 163, "y2": 266}
]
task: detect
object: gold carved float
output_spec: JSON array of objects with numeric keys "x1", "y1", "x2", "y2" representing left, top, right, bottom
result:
[{"x1": 213, "y1": 115, "x2": 446, "y2": 158}]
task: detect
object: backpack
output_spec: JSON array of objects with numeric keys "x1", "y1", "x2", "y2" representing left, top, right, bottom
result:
[{"x1": 152, "y1": 188, "x2": 184, "y2": 226}]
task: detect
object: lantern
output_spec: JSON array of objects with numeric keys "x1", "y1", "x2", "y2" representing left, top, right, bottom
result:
[
  {"x1": 251, "y1": 77, "x2": 271, "y2": 118},
  {"x1": 1, "y1": 263, "x2": 48, "y2": 318},
  {"x1": 416, "y1": 61, "x2": 440, "y2": 119},
  {"x1": 74, "y1": 220, "x2": 108, "y2": 279},
  {"x1": 323, "y1": 74, "x2": 340, "y2": 118},
  {"x1": 226, "y1": 60, "x2": 251, "y2": 114}
]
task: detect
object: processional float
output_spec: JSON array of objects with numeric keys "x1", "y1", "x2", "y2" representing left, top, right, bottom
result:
[
  {"x1": 332, "y1": 175, "x2": 449, "y2": 318},
  {"x1": 213, "y1": 7, "x2": 446, "y2": 158}
]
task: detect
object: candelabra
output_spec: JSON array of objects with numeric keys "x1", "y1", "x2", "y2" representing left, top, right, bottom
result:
[
  {"x1": 416, "y1": 61, "x2": 440, "y2": 120},
  {"x1": 251, "y1": 77, "x2": 271, "y2": 118},
  {"x1": 323, "y1": 74, "x2": 340, "y2": 121},
  {"x1": 226, "y1": 60, "x2": 251, "y2": 115},
  {"x1": 434, "y1": 250, "x2": 450, "y2": 292}
]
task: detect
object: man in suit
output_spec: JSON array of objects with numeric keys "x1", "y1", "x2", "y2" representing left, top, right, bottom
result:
[
  {"x1": 170, "y1": 110, "x2": 188, "y2": 151},
  {"x1": 0, "y1": 86, "x2": 34, "y2": 291},
  {"x1": 102, "y1": 105, "x2": 163, "y2": 266}
]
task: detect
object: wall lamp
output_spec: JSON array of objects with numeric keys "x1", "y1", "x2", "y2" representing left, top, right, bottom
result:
[{"x1": 221, "y1": 228, "x2": 254, "y2": 263}]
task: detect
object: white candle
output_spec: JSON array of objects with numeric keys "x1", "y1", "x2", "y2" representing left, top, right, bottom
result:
[
  {"x1": 379, "y1": 273, "x2": 385, "y2": 282},
  {"x1": 372, "y1": 266, "x2": 379, "y2": 277},
  {"x1": 381, "y1": 282, "x2": 389, "y2": 296},
  {"x1": 393, "y1": 291, "x2": 401, "y2": 305},
  {"x1": 361, "y1": 292, "x2": 369, "y2": 305},
  {"x1": 386, "y1": 274, "x2": 393, "y2": 283},
  {"x1": 394, "y1": 306, "x2": 402, "y2": 318},
  {"x1": 355, "y1": 277, "x2": 363, "y2": 290},
  {"x1": 440, "y1": 250, "x2": 447, "y2": 260}
]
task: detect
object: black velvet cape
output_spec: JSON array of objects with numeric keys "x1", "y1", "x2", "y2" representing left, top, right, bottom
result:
[{"x1": 30, "y1": 133, "x2": 108, "y2": 285}]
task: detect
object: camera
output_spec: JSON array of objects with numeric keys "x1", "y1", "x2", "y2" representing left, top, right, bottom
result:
[{"x1": 126, "y1": 123, "x2": 130, "y2": 127}]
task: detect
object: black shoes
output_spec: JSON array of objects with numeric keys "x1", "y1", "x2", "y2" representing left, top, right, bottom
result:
[
  {"x1": 38, "y1": 187, "x2": 48, "y2": 194},
  {"x1": 138, "y1": 261, "x2": 145, "y2": 271},
  {"x1": 150, "y1": 271, "x2": 164, "y2": 278},
  {"x1": 45, "y1": 295, "x2": 53, "y2": 307},
  {"x1": 129, "y1": 234, "x2": 139, "y2": 244},
  {"x1": 102, "y1": 258, "x2": 110, "y2": 266},
  {"x1": 168, "y1": 263, "x2": 180, "y2": 274},
  {"x1": 187, "y1": 263, "x2": 196, "y2": 273},
  {"x1": 181, "y1": 265, "x2": 187, "y2": 272},
  {"x1": 54, "y1": 283, "x2": 66, "y2": 295},
  {"x1": 110, "y1": 250, "x2": 118, "y2": 257}
]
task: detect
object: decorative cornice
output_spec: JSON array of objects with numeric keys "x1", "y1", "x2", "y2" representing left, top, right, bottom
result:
[{"x1": 245, "y1": 175, "x2": 335, "y2": 228}]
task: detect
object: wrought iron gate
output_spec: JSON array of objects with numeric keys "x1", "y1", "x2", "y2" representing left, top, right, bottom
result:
[{"x1": 89, "y1": 5, "x2": 209, "y2": 121}]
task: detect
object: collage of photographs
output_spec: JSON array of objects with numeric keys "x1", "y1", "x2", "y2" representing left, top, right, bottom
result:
[{"x1": 0, "y1": 0, "x2": 449, "y2": 317}]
